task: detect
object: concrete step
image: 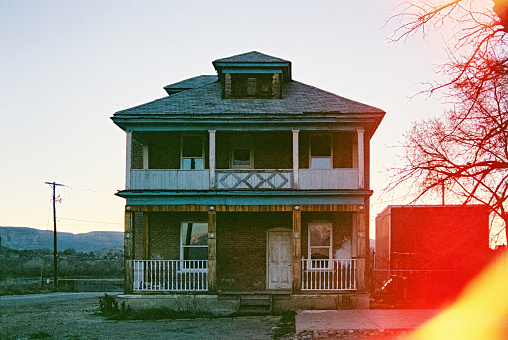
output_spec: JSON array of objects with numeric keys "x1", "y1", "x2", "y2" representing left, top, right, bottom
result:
[{"x1": 239, "y1": 295, "x2": 272, "y2": 314}]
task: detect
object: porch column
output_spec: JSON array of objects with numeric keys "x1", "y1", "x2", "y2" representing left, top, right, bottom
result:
[
  {"x1": 208, "y1": 209, "x2": 217, "y2": 291},
  {"x1": 353, "y1": 211, "x2": 368, "y2": 291},
  {"x1": 126, "y1": 131, "x2": 132, "y2": 190},
  {"x1": 292, "y1": 130, "x2": 299, "y2": 189},
  {"x1": 142, "y1": 213, "x2": 149, "y2": 260},
  {"x1": 142, "y1": 145, "x2": 149, "y2": 169},
  {"x1": 209, "y1": 130, "x2": 216, "y2": 190},
  {"x1": 357, "y1": 129, "x2": 365, "y2": 189},
  {"x1": 292, "y1": 208, "x2": 302, "y2": 291},
  {"x1": 124, "y1": 210, "x2": 134, "y2": 293}
]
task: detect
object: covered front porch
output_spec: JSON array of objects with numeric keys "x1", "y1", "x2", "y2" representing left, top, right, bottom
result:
[
  {"x1": 132, "y1": 258, "x2": 358, "y2": 293},
  {"x1": 123, "y1": 204, "x2": 370, "y2": 308}
]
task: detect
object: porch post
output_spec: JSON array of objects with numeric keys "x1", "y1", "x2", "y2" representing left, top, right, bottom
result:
[
  {"x1": 142, "y1": 145, "x2": 149, "y2": 169},
  {"x1": 292, "y1": 208, "x2": 302, "y2": 291},
  {"x1": 292, "y1": 130, "x2": 299, "y2": 189},
  {"x1": 357, "y1": 129, "x2": 365, "y2": 189},
  {"x1": 208, "y1": 209, "x2": 217, "y2": 291},
  {"x1": 142, "y1": 213, "x2": 149, "y2": 260},
  {"x1": 126, "y1": 131, "x2": 132, "y2": 190},
  {"x1": 209, "y1": 130, "x2": 216, "y2": 190},
  {"x1": 353, "y1": 211, "x2": 368, "y2": 291},
  {"x1": 124, "y1": 210, "x2": 134, "y2": 293}
]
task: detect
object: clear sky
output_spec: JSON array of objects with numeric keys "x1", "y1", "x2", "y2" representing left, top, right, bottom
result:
[{"x1": 0, "y1": 0, "x2": 452, "y2": 236}]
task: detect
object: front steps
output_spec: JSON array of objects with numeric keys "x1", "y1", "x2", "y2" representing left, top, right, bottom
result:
[{"x1": 238, "y1": 294, "x2": 272, "y2": 314}]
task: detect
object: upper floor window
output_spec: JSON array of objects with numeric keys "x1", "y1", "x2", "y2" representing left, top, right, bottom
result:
[
  {"x1": 232, "y1": 148, "x2": 253, "y2": 169},
  {"x1": 181, "y1": 135, "x2": 204, "y2": 169},
  {"x1": 310, "y1": 135, "x2": 332, "y2": 169},
  {"x1": 231, "y1": 74, "x2": 272, "y2": 98}
]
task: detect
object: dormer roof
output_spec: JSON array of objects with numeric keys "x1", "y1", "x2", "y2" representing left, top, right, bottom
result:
[{"x1": 212, "y1": 51, "x2": 292, "y2": 82}]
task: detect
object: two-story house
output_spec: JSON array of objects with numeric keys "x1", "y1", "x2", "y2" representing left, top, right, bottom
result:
[{"x1": 112, "y1": 51, "x2": 385, "y2": 312}]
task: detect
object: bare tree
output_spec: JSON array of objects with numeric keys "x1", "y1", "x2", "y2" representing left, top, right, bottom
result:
[{"x1": 386, "y1": 0, "x2": 508, "y2": 244}]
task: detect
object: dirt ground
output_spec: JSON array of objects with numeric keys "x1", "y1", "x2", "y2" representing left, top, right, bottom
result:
[
  {"x1": 0, "y1": 294, "x2": 409, "y2": 340},
  {"x1": 0, "y1": 295, "x2": 280, "y2": 340}
]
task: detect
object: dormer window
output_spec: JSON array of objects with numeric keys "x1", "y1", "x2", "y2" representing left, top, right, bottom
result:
[{"x1": 231, "y1": 74, "x2": 272, "y2": 98}]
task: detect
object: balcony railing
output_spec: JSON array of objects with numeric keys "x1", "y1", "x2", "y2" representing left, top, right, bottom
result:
[
  {"x1": 216, "y1": 169, "x2": 293, "y2": 189},
  {"x1": 130, "y1": 169, "x2": 358, "y2": 191},
  {"x1": 301, "y1": 259, "x2": 357, "y2": 291},
  {"x1": 131, "y1": 170, "x2": 209, "y2": 190},
  {"x1": 133, "y1": 260, "x2": 208, "y2": 292}
]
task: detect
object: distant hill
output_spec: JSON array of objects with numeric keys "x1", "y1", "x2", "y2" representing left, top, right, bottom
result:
[{"x1": 0, "y1": 226, "x2": 123, "y2": 253}]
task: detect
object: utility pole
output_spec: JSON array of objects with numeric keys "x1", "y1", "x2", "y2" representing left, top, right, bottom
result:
[{"x1": 45, "y1": 181, "x2": 64, "y2": 290}]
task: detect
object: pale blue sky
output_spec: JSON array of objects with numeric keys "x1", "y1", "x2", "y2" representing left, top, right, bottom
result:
[{"x1": 0, "y1": 1, "x2": 450, "y2": 235}]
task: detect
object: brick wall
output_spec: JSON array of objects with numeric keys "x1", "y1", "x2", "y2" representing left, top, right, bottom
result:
[
  {"x1": 216, "y1": 212, "x2": 292, "y2": 291},
  {"x1": 148, "y1": 212, "x2": 207, "y2": 260},
  {"x1": 300, "y1": 212, "x2": 353, "y2": 259},
  {"x1": 133, "y1": 212, "x2": 143, "y2": 259},
  {"x1": 215, "y1": 132, "x2": 292, "y2": 169},
  {"x1": 131, "y1": 138, "x2": 144, "y2": 170},
  {"x1": 333, "y1": 132, "x2": 354, "y2": 168}
]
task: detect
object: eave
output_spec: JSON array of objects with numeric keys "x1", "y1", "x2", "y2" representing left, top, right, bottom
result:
[
  {"x1": 115, "y1": 189, "x2": 374, "y2": 206},
  {"x1": 111, "y1": 112, "x2": 385, "y2": 137}
]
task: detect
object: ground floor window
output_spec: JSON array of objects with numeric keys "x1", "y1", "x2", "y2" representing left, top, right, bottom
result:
[
  {"x1": 308, "y1": 222, "x2": 332, "y2": 268},
  {"x1": 181, "y1": 222, "x2": 208, "y2": 261}
]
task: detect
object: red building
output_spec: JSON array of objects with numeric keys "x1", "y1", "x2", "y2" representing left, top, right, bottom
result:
[{"x1": 374, "y1": 205, "x2": 491, "y2": 308}]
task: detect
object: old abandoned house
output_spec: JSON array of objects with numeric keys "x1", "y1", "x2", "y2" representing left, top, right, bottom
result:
[{"x1": 112, "y1": 51, "x2": 385, "y2": 312}]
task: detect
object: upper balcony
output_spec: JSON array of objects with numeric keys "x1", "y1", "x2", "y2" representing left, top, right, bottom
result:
[{"x1": 125, "y1": 130, "x2": 366, "y2": 192}]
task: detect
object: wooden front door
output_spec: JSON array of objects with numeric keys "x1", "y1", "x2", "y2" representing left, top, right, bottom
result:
[{"x1": 267, "y1": 229, "x2": 292, "y2": 290}]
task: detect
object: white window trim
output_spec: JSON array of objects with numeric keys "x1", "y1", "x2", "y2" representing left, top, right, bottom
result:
[
  {"x1": 307, "y1": 222, "x2": 333, "y2": 270},
  {"x1": 180, "y1": 221, "x2": 208, "y2": 271},
  {"x1": 180, "y1": 134, "x2": 205, "y2": 170},
  {"x1": 309, "y1": 133, "x2": 333, "y2": 169}
]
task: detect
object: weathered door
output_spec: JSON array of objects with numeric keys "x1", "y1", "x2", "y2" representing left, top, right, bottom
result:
[{"x1": 267, "y1": 229, "x2": 292, "y2": 290}]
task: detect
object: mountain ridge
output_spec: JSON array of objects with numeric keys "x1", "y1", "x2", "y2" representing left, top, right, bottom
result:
[{"x1": 0, "y1": 226, "x2": 123, "y2": 253}]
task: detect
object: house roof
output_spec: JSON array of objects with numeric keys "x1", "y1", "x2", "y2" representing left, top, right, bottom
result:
[
  {"x1": 212, "y1": 51, "x2": 292, "y2": 81},
  {"x1": 213, "y1": 51, "x2": 290, "y2": 64},
  {"x1": 112, "y1": 51, "x2": 385, "y2": 134},
  {"x1": 115, "y1": 80, "x2": 384, "y2": 116},
  {"x1": 163, "y1": 75, "x2": 218, "y2": 95}
]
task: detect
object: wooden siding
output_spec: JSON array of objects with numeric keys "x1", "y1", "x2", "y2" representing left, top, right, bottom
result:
[
  {"x1": 127, "y1": 204, "x2": 365, "y2": 212},
  {"x1": 299, "y1": 169, "x2": 358, "y2": 189},
  {"x1": 130, "y1": 170, "x2": 209, "y2": 190}
]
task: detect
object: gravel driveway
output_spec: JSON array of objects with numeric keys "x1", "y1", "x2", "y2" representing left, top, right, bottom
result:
[{"x1": 0, "y1": 293, "x2": 280, "y2": 340}]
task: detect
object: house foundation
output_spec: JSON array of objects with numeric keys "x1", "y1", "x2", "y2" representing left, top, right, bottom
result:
[{"x1": 118, "y1": 292, "x2": 370, "y2": 315}]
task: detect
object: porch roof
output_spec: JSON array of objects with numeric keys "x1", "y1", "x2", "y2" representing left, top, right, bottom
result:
[{"x1": 115, "y1": 189, "x2": 374, "y2": 206}]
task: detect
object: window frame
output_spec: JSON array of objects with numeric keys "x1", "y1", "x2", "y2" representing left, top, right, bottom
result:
[
  {"x1": 231, "y1": 148, "x2": 254, "y2": 169},
  {"x1": 180, "y1": 134, "x2": 205, "y2": 170},
  {"x1": 309, "y1": 134, "x2": 333, "y2": 169},
  {"x1": 180, "y1": 221, "x2": 209, "y2": 270},
  {"x1": 307, "y1": 222, "x2": 333, "y2": 269},
  {"x1": 231, "y1": 73, "x2": 273, "y2": 99}
]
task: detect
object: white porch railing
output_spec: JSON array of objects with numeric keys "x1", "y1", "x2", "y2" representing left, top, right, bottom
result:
[
  {"x1": 216, "y1": 169, "x2": 293, "y2": 189},
  {"x1": 301, "y1": 259, "x2": 357, "y2": 291},
  {"x1": 130, "y1": 168, "x2": 359, "y2": 190},
  {"x1": 130, "y1": 170, "x2": 209, "y2": 190},
  {"x1": 299, "y1": 169, "x2": 358, "y2": 190},
  {"x1": 133, "y1": 260, "x2": 208, "y2": 292}
]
